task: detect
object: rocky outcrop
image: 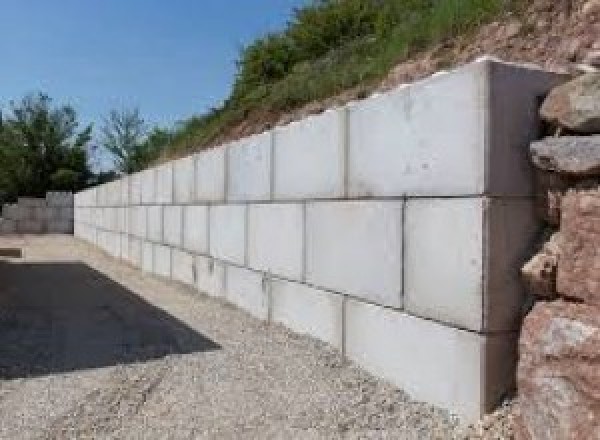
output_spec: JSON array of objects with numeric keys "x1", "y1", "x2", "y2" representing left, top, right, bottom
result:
[
  {"x1": 557, "y1": 190, "x2": 600, "y2": 306},
  {"x1": 540, "y1": 73, "x2": 600, "y2": 134},
  {"x1": 518, "y1": 72, "x2": 600, "y2": 439},
  {"x1": 516, "y1": 301, "x2": 600, "y2": 440}
]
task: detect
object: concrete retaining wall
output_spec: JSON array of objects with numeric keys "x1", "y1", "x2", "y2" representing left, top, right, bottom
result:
[
  {"x1": 73, "y1": 59, "x2": 565, "y2": 421},
  {"x1": 1, "y1": 192, "x2": 74, "y2": 234}
]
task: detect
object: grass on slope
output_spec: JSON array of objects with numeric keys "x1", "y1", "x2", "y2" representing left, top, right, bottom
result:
[{"x1": 163, "y1": 0, "x2": 519, "y2": 158}]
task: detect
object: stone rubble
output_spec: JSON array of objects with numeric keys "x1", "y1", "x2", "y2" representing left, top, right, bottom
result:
[{"x1": 517, "y1": 70, "x2": 600, "y2": 439}]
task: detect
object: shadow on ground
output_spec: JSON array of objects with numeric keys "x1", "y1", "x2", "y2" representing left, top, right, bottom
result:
[{"x1": 0, "y1": 259, "x2": 220, "y2": 379}]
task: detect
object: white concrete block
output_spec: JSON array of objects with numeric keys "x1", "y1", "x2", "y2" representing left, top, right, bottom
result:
[
  {"x1": 147, "y1": 205, "x2": 163, "y2": 242},
  {"x1": 247, "y1": 203, "x2": 303, "y2": 280},
  {"x1": 305, "y1": 201, "x2": 403, "y2": 308},
  {"x1": 128, "y1": 237, "x2": 142, "y2": 267},
  {"x1": 347, "y1": 62, "x2": 485, "y2": 197},
  {"x1": 404, "y1": 198, "x2": 484, "y2": 331},
  {"x1": 183, "y1": 205, "x2": 208, "y2": 254},
  {"x1": 120, "y1": 176, "x2": 129, "y2": 206},
  {"x1": 174, "y1": 155, "x2": 195, "y2": 203},
  {"x1": 274, "y1": 109, "x2": 345, "y2": 199},
  {"x1": 225, "y1": 265, "x2": 268, "y2": 320},
  {"x1": 172, "y1": 249, "x2": 195, "y2": 286},
  {"x1": 153, "y1": 244, "x2": 171, "y2": 278},
  {"x1": 120, "y1": 233, "x2": 129, "y2": 261},
  {"x1": 227, "y1": 132, "x2": 272, "y2": 201},
  {"x1": 195, "y1": 148, "x2": 225, "y2": 202},
  {"x1": 130, "y1": 172, "x2": 142, "y2": 205},
  {"x1": 270, "y1": 279, "x2": 343, "y2": 349},
  {"x1": 142, "y1": 241, "x2": 153, "y2": 272},
  {"x1": 209, "y1": 205, "x2": 246, "y2": 265},
  {"x1": 128, "y1": 206, "x2": 147, "y2": 239},
  {"x1": 344, "y1": 299, "x2": 514, "y2": 421},
  {"x1": 141, "y1": 168, "x2": 156, "y2": 204},
  {"x1": 195, "y1": 255, "x2": 225, "y2": 298},
  {"x1": 156, "y1": 163, "x2": 173, "y2": 204},
  {"x1": 163, "y1": 205, "x2": 183, "y2": 247}
]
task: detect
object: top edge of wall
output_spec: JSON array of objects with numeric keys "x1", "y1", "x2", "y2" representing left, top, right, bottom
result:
[{"x1": 75, "y1": 57, "x2": 567, "y2": 202}]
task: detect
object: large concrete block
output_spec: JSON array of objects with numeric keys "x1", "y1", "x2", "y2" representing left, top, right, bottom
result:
[
  {"x1": 156, "y1": 163, "x2": 173, "y2": 204},
  {"x1": 142, "y1": 241, "x2": 153, "y2": 272},
  {"x1": 195, "y1": 148, "x2": 226, "y2": 202},
  {"x1": 18, "y1": 219, "x2": 44, "y2": 234},
  {"x1": 347, "y1": 62, "x2": 485, "y2": 197},
  {"x1": 195, "y1": 255, "x2": 225, "y2": 298},
  {"x1": 404, "y1": 198, "x2": 484, "y2": 331},
  {"x1": 273, "y1": 109, "x2": 345, "y2": 199},
  {"x1": 163, "y1": 205, "x2": 183, "y2": 247},
  {"x1": 247, "y1": 203, "x2": 303, "y2": 280},
  {"x1": 130, "y1": 172, "x2": 142, "y2": 205},
  {"x1": 486, "y1": 61, "x2": 566, "y2": 196},
  {"x1": 183, "y1": 205, "x2": 208, "y2": 254},
  {"x1": 209, "y1": 205, "x2": 246, "y2": 265},
  {"x1": 344, "y1": 299, "x2": 516, "y2": 421},
  {"x1": 172, "y1": 249, "x2": 195, "y2": 286},
  {"x1": 141, "y1": 168, "x2": 156, "y2": 204},
  {"x1": 147, "y1": 205, "x2": 163, "y2": 243},
  {"x1": 47, "y1": 220, "x2": 73, "y2": 234},
  {"x1": 227, "y1": 132, "x2": 272, "y2": 201},
  {"x1": 225, "y1": 265, "x2": 268, "y2": 320},
  {"x1": 346, "y1": 59, "x2": 565, "y2": 198},
  {"x1": 106, "y1": 180, "x2": 121, "y2": 206},
  {"x1": 128, "y1": 206, "x2": 147, "y2": 239},
  {"x1": 484, "y1": 198, "x2": 539, "y2": 331},
  {"x1": 128, "y1": 237, "x2": 142, "y2": 267},
  {"x1": 404, "y1": 197, "x2": 539, "y2": 332},
  {"x1": 153, "y1": 244, "x2": 171, "y2": 278},
  {"x1": 174, "y1": 155, "x2": 195, "y2": 203},
  {"x1": 270, "y1": 279, "x2": 343, "y2": 349},
  {"x1": 305, "y1": 201, "x2": 403, "y2": 308}
]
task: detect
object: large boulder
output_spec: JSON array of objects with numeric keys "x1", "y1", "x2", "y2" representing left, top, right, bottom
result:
[
  {"x1": 531, "y1": 136, "x2": 600, "y2": 176},
  {"x1": 557, "y1": 189, "x2": 600, "y2": 306},
  {"x1": 540, "y1": 73, "x2": 600, "y2": 134},
  {"x1": 516, "y1": 301, "x2": 600, "y2": 440}
]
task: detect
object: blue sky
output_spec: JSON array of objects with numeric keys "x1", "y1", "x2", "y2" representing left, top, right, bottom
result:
[{"x1": 0, "y1": 0, "x2": 307, "y2": 131}]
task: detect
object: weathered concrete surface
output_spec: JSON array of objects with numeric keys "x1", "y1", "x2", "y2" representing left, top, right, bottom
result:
[
  {"x1": 146, "y1": 205, "x2": 163, "y2": 242},
  {"x1": 209, "y1": 205, "x2": 246, "y2": 265},
  {"x1": 247, "y1": 203, "x2": 303, "y2": 280},
  {"x1": 195, "y1": 148, "x2": 226, "y2": 202},
  {"x1": 224, "y1": 265, "x2": 268, "y2": 320},
  {"x1": 270, "y1": 279, "x2": 343, "y2": 349},
  {"x1": 344, "y1": 298, "x2": 516, "y2": 422},
  {"x1": 404, "y1": 198, "x2": 483, "y2": 331},
  {"x1": 195, "y1": 255, "x2": 225, "y2": 298},
  {"x1": 227, "y1": 132, "x2": 272, "y2": 202},
  {"x1": 163, "y1": 205, "x2": 183, "y2": 247},
  {"x1": 305, "y1": 201, "x2": 403, "y2": 308},
  {"x1": 174, "y1": 156, "x2": 195, "y2": 203},
  {"x1": 274, "y1": 109, "x2": 345, "y2": 199},
  {"x1": 183, "y1": 205, "x2": 208, "y2": 254}
]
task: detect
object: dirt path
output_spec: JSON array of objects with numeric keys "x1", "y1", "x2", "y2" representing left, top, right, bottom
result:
[{"x1": 0, "y1": 235, "x2": 512, "y2": 439}]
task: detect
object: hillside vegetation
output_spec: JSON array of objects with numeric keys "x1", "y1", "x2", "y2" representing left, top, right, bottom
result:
[{"x1": 161, "y1": 0, "x2": 519, "y2": 159}]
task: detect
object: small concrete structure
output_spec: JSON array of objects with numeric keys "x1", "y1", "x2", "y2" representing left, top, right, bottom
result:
[
  {"x1": 73, "y1": 59, "x2": 566, "y2": 421},
  {"x1": 1, "y1": 192, "x2": 74, "y2": 234}
]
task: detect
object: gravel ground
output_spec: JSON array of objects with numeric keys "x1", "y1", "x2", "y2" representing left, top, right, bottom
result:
[{"x1": 0, "y1": 235, "x2": 515, "y2": 439}]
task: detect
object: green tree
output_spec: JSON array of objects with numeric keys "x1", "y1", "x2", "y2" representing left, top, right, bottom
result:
[
  {"x1": 101, "y1": 108, "x2": 161, "y2": 173},
  {"x1": 0, "y1": 93, "x2": 92, "y2": 204}
]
